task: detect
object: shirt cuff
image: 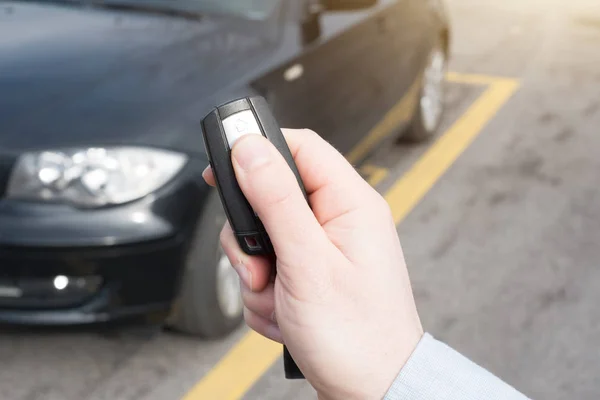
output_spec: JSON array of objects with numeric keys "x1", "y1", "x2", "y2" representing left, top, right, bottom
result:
[{"x1": 383, "y1": 333, "x2": 530, "y2": 400}]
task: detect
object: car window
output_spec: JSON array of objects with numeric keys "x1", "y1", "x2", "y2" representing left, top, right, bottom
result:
[
  {"x1": 15, "y1": 0, "x2": 283, "y2": 20},
  {"x1": 98, "y1": 0, "x2": 282, "y2": 19}
]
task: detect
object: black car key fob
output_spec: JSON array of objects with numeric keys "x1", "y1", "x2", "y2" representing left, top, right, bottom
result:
[{"x1": 201, "y1": 96, "x2": 306, "y2": 380}]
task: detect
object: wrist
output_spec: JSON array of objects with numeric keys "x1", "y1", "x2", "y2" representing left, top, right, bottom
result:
[
  {"x1": 316, "y1": 328, "x2": 425, "y2": 400},
  {"x1": 374, "y1": 327, "x2": 425, "y2": 399}
]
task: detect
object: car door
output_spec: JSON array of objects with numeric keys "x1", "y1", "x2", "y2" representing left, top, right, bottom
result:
[{"x1": 252, "y1": 0, "x2": 434, "y2": 163}]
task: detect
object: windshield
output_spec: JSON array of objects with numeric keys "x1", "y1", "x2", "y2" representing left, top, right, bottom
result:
[{"x1": 16, "y1": 0, "x2": 282, "y2": 20}]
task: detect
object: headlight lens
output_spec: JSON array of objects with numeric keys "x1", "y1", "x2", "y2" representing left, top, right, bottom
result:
[{"x1": 7, "y1": 147, "x2": 187, "y2": 207}]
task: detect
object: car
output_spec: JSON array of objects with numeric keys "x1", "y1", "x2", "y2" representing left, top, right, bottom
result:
[{"x1": 0, "y1": 0, "x2": 451, "y2": 338}]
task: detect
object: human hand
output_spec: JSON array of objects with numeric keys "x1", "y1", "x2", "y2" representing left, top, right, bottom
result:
[{"x1": 202, "y1": 129, "x2": 424, "y2": 400}]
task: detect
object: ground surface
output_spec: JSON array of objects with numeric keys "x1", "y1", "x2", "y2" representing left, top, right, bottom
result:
[{"x1": 3, "y1": 0, "x2": 600, "y2": 399}]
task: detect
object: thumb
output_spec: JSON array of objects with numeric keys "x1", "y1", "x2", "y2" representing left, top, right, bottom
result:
[{"x1": 231, "y1": 134, "x2": 329, "y2": 264}]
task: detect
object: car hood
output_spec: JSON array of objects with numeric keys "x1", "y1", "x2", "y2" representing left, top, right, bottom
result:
[{"x1": 0, "y1": 1, "x2": 278, "y2": 156}]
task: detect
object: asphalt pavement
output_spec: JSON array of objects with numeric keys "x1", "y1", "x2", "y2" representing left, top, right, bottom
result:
[{"x1": 3, "y1": 0, "x2": 600, "y2": 399}]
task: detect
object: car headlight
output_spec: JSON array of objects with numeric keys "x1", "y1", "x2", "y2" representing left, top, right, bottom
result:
[{"x1": 6, "y1": 147, "x2": 188, "y2": 207}]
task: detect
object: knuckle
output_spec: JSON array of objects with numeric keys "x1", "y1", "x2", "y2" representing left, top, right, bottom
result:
[
  {"x1": 371, "y1": 192, "x2": 393, "y2": 220},
  {"x1": 241, "y1": 288, "x2": 274, "y2": 321},
  {"x1": 301, "y1": 128, "x2": 320, "y2": 138},
  {"x1": 263, "y1": 184, "x2": 295, "y2": 209},
  {"x1": 297, "y1": 128, "x2": 324, "y2": 147}
]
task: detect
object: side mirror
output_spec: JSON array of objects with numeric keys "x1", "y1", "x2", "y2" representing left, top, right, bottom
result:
[{"x1": 321, "y1": 0, "x2": 377, "y2": 11}]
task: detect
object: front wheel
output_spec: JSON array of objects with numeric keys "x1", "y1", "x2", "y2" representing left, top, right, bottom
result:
[
  {"x1": 400, "y1": 43, "x2": 447, "y2": 143},
  {"x1": 167, "y1": 190, "x2": 244, "y2": 338}
]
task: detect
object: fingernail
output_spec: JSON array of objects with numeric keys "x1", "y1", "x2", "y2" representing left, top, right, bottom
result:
[
  {"x1": 234, "y1": 263, "x2": 253, "y2": 291},
  {"x1": 201, "y1": 165, "x2": 211, "y2": 180},
  {"x1": 232, "y1": 135, "x2": 271, "y2": 171}
]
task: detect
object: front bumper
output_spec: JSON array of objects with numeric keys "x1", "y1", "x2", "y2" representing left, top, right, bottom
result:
[
  {"x1": 0, "y1": 236, "x2": 186, "y2": 325},
  {"x1": 0, "y1": 157, "x2": 212, "y2": 325}
]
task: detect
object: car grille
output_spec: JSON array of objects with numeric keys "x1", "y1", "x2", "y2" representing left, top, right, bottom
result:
[
  {"x1": 0, "y1": 247, "x2": 105, "y2": 309},
  {"x1": 0, "y1": 275, "x2": 103, "y2": 309}
]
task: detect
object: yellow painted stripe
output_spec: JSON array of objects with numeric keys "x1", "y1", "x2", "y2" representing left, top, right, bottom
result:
[
  {"x1": 385, "y1": 78, "x2": 519, "y2": 223},
  {"x1": 346, "y1": 71, "x2": 517, "y2": 165},
  {"x1": 446, "y1": 71, "x2": 516, "y2": 86},
  {"x1": 182, "y1": 73, "x2": 520, "y2": 400},
  {"x1": 181, "y1": 331, "x2": 282, "y2": 400},
  {"x1": 360, "y1": 164, "x2": 390, "y2": 187}
]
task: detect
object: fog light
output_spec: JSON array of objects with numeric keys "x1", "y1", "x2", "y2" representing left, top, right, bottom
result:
[{"x1": 53, "y1": 275, "x2": 69, "y2": 291}]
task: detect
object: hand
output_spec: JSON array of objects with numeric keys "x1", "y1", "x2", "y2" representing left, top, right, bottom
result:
[{"x1": 202, "y1": 129, "x2": 424, "y2": 400}]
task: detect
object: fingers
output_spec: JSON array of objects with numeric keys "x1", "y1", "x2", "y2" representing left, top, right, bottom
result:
[
  {"x1": 204, "y1": 128, "x2": 374, "y2": 198},
  {"x1": 202, "y1": 129, "x2": 381, "y2": 228},
  {"x1": 202, "y1": 165, "x2": 215, "y2": 186},
  {"x1": 281, "y1": 129, "x2": 384, "y2": 229},
  {"x1": 230, "y1": 134, "x2": 331, "y2": 263},
  {"x1": 241, "y1": 282, "x2": 276, "y2": 323},
  {"x1": 244, "y1": 307, "x2": 283, "y2": 344},
  {"x1": 220, "y1": 222, "x2": 272, "y2": 292},
  {"x1": 280, "y1": 128, "x2": 373, "y2": 197},
  {"x1": 221, "y1": 221, "x2": 280, "y2": 342},
  {"x1": 204, "y1": 127, "x2": 382, "y2": 280}
]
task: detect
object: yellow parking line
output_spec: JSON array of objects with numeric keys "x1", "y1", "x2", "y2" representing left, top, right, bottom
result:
[
  {"x1": 181, "y1": 73, "x2": 520, "y2": 400},
  {"x1": 181, "y1": 331, "x2": 281, "y2": 400},
  {"x1": 386, "y1": 77, "x2": 520, "y2": 223},
  {"x1": 446, "y1": 71, "x2": 516, "y2": 86},
  {"x1": 360, "y1": 164, "x2": 390, "y2": 186}
]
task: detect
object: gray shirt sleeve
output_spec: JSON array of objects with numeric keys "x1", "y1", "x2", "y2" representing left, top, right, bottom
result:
[{"x1": 383, "y1": 333, "x2": 531, "y2": 400}]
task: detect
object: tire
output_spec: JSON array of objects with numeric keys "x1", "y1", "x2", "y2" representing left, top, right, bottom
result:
[
  {"x1": 399, "y1": 41, "x2": 447, "y2": 143},
  {"x1": 166, "y1": 189, "x2": 244, "y2": 338}
]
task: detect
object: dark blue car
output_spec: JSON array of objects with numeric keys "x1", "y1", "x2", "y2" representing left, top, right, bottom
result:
[{"x1": 0, "y1": 0, "x2": 451, "y2": 337}]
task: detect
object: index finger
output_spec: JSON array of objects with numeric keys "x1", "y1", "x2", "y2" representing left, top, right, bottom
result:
[
  {"x1": 202, "y1": 128, "x2": 379, "y2": 225},
  {"x1": 202, "y1": 129, "x2": 366, "y2": 191}
]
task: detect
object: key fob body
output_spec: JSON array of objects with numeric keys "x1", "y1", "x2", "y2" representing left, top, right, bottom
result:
[
  {"x1": 201, "y1": 96, "x2": 307, "y2": 256},
  {"x1": 201, "y1": 96, "x2": 307, "y2": 380}
]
